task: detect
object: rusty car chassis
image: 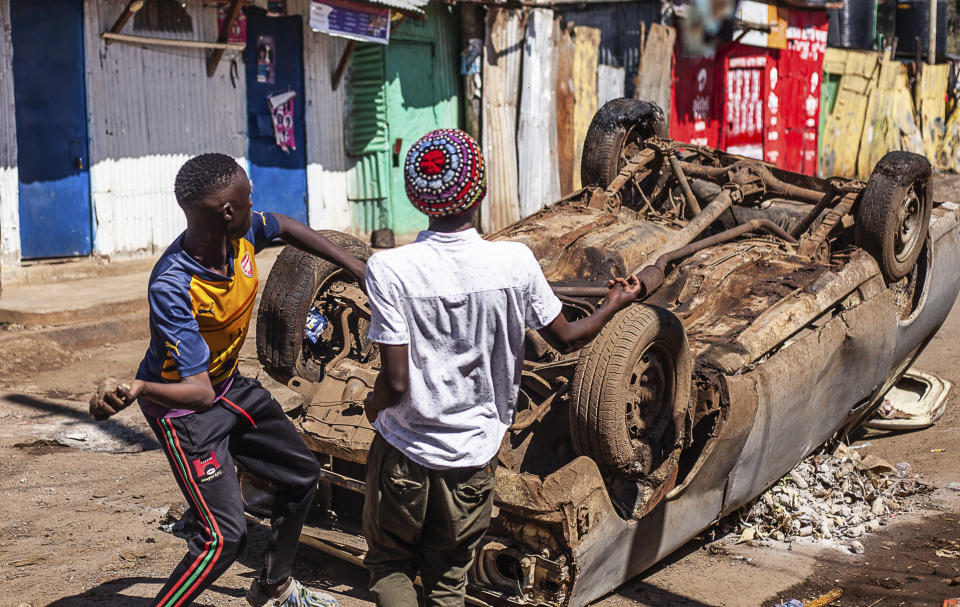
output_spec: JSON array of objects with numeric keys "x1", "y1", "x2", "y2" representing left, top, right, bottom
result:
[{"x1": 246, "y1": 100, "x2": 960, "y2": 607}]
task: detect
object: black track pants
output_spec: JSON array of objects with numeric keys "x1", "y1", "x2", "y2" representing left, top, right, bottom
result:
[{"x1": 146, "y1": 375, "x2": 322, "y2": 607}]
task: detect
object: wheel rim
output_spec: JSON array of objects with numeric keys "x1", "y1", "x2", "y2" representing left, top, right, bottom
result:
[
  {"x1": 624, "y1": 341, "x2": 676, "y2": 470},
  {"x1": 894, "y1": 186, "x2": 923, "y2": 263}
]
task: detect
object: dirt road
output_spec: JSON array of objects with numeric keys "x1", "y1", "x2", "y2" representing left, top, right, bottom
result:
[{"x1": 2, "y1": 216, "x2": 960, "y2": 606}]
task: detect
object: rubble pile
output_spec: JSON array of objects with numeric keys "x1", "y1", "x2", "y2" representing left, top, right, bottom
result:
[{"x1": 737, "y1": 445, "x2": 931, "y2": 549}]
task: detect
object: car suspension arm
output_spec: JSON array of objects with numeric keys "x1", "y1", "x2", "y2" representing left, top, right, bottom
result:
[{"x1": 551, "y1": 218, "x2": 798, "y2": 300}]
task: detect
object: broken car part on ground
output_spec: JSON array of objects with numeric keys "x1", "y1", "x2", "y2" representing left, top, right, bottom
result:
[{"x1": 246, "y1": 99, "x2": 960, "y2": 607}]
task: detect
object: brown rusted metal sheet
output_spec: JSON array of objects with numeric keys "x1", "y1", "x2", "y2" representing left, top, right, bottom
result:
[{"x1": 556, "y1": 23, "x2": 577, "y2": 196}]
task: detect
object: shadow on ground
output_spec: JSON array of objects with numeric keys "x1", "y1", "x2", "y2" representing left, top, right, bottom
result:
[
  {"x1": 4, "y1": 392, "x2": 159, "y2": 451},
  {"x1": 44, "y1": 578, "x2": 243, "y2": 606}
]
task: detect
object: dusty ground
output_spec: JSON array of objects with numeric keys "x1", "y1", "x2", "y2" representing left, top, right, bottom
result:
[
  {"x1": 3, "y1": 308, "x2": 959, "y2": 607},
  {"x1": 3, "y1": 179, "x2": 960, "y2": 607}
]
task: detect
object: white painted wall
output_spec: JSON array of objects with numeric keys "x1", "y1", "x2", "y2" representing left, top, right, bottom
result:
[
  {"x1": 83, "y1": 0, "x2": 248, "y2": 257},
  {"x1": 0, "y1": 166, "x2": 18, "y2": 263},
  {"x1": 0, "y1": 0, "x2": 20, "y2": 264}
]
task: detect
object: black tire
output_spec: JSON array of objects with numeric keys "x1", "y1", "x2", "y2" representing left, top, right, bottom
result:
[
  {"x1": 581, "y1": 98, "x2": 666, "y2": 192},
  {"x1": 256, "y1": 231, "x2": 372, "y2": 385},
  {"x1": 570, "y1": 304, "x2": 691, "y2": 480},
  {"x1": 855, "y1": 151, "x2": 933, "y2": 282}
]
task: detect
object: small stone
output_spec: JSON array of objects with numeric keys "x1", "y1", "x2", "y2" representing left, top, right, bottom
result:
[
  {"x1": 790, "y1": 470, "x2": 809, "y2": 489},
  {"x1": 846, "y1": 525, "x2": 865, "y2": 538},
  {"x1": 947, "y1": 482, "x2": 960, "y2": 491},
  {"x1": 871, "y1": 497, "x2": 886, "y2": 516},
  {"x1": 849, "y1": 540, "x2": 865, "y2": 554},
  {"x1": 866, "y1": 519, "x2": 881, "y2": 532}
]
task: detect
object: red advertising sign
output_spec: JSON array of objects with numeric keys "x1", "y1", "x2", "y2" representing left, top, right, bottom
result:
[
  {"x1": 723, "y1": 53, "x2": 768, "y2": 160},
  {"x1": 670, "y1": 8, "x2": 828, "y2": 175},
  {"x1": 671, "y1": 49, "x2": 720, "y2": 148}
]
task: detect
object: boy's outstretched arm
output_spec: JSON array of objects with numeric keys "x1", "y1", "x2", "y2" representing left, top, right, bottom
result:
[
  {"x1": 89, "y1": 372, "x2": 216, "y2": 421},
  {"x1": 272, "y1": 213, "x2": 366, "y2": 282},
  {"x1": 539, "y1": 276, "x2": 642, "y2": 354}
]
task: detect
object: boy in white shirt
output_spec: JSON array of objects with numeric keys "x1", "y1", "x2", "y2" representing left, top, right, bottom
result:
[{"x1": 361, "y1": 129, "x2": 641, "y2": 607}]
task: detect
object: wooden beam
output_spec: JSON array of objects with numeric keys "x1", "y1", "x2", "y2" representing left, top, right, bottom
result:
[
  {"x1": 331, "y1": 40, "x2": 358, "y2": 91},
  {"x1": 101, "y1": 32, "x2": 245, "y2": 51},
  {"x1": 389, "y1": 6, "x2": 427, "y2": 22},
  {"x1": 105, "y1": 0, "x2": 145, "y2": 45},
  {"x1": 207, "y1": 0, "x2": 243, "y2": 78}
]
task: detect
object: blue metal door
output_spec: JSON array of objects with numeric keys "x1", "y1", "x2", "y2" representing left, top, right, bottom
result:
[
  {"x1": 245, "y1": 13, "x2": 308, "y2": 223},
  {"x1": 11, "y1": 0, "x2": 92, "y2": 259}
]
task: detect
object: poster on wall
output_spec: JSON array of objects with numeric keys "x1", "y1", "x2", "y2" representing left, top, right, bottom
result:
[
  {"x1": 217, "y1": 3, "x2": 247, "y2": 43},
  {"x1": 734, "y1": 0, "x2": 787, "y2": 50},
  {"x1": 256, "y1": 35, "x2": 275, "y2": 84},
  {"x1": 268, "y1": 91, "x2": 297, "y2": 152},
  {"x1": 309, "y1": 0, "x2": 391, "y2": 45}
]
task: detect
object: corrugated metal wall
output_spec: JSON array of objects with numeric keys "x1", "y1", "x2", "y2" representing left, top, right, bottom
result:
[
  {"x1": 0, "y1": 0, "x2": 19, "y2": 263},
  {"x1": 481, "y1": 7, "x2": 523, "y2": 234},
  {"x1": 517, "y1": 9, "x2": 561, "y2": 217},
  {"x1": 345, "y1": 43, "x2": 390, "y2": 234},
  {"x1": 83, "y1": 0, "x2": 247, "y2": 256},
  {"x1": 293, "y1": 0, "x2": 353, "y2": 233},
  {"x1": 559, "y1": 3, "x2": 661, "y2": 98}
]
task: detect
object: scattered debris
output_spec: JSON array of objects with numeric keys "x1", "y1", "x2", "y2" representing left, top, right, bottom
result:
[
  {"x1": 865, "y1": 369, "x2": 951, "y2": 431},
  {"x1": 947, "y1": 482, "x2": 960, "y2": 492},
  {"x1": 737, "y1": 444, "x2": 931, "y2": 545},
  {"x1": 736, "y1": 527, "x2": 757, "y2": 544},
  {"x1": 932, "y1": 448, "x2": 947, "y2": 453},
  {"x1": 936, "y1": 549, "x2": 960, "y2": 559},
  {"x1": 158, "y1": 502, "x2": 202, "y2": 539},
  {"x1": 803, "y1": 588, "x2": 842, "y2": 607},
  {"x1": 119, "y1": 551, "x2": 145, "y2": 562},
  {"x1": 12, "y1": 439, "x2": 71, "y2": 456},
  {"x1": 11, "y1": 557, "x2": 42, "y2": 567},
  {"x1": 774, "y1": 600, "x2": 802, "y2": 607}
]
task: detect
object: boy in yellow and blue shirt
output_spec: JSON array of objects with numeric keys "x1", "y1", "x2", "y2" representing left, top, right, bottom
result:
[{"x1": 90, "y1": 153, "x2": 365, "y2": 607}]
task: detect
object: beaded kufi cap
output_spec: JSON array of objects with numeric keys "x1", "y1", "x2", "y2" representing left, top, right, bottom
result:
[{"x1": 404, "y1": 129, "x2": 486, "y2": 217}]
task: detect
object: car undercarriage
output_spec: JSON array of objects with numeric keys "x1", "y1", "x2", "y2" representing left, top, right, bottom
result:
[{"x1": 246, "y1": 99, "x2": 960, "y2": 607}]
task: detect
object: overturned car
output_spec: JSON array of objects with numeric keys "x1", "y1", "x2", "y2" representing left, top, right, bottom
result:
[{"x1": 246, "y1": 99, "x2": 960, "y2": 607}]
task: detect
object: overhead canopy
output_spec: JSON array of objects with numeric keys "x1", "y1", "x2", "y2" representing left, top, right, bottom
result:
[{"x1": 363, "y1": 0, "x2": 429, "y2": 19}]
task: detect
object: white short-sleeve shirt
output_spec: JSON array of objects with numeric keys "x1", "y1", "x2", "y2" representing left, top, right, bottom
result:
[{"x1": 364, "y1": 228, "x2": 563, "y2": 470}]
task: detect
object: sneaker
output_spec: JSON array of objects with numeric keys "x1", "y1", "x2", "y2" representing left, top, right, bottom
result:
[{"x1": 247, "y1": 577, "x2": 340, "y2": 607}]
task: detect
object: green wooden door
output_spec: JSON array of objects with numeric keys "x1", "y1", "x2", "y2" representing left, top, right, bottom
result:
[{"x1": 346, "y1": 3, "x2": 460, "y2": 237}]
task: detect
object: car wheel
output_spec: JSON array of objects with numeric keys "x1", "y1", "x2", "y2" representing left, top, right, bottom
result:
[
  {"x1": 256, "y1": 230, "x2": 372, "y2": 385},
  {"x1": 570, "y1": 304, "x2": 691, "y2": 480},
  {"x1": 581, "y1": 98, "x2": 666, "y2": 203},
  {"x1": 855, "y1": 151, "x2": 933, "y2": 282}
]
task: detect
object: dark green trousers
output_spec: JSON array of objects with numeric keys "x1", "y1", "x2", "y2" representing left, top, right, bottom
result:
[{"x1": 363, "y1": 433, "x2": 496, "y2": 607}]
